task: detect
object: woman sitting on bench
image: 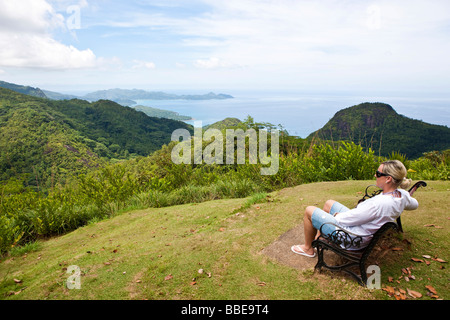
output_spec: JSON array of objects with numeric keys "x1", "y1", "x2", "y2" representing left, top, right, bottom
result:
[{"x1": 291, "y1": 160, "x2": 419, "y2": 258}]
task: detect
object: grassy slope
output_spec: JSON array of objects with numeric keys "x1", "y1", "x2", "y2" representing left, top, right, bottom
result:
[{"x1": 1, "y1": 180, "x2": 448, "y2": 300}]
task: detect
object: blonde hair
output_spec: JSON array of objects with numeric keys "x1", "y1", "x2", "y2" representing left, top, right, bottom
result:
[{"x1": 382, "y1": 160, "x2": 412, "y2": 189}]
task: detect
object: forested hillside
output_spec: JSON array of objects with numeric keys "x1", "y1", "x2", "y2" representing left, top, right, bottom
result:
[
  {"x1": 0, "y1": 88, "x2": 192, "y2": 188},
  {"x1": 309, "y1": 102, "x2": 450, "y2": 158},
  {"x1": 0, "y1": 81, "x2": 47, "y2": 98}
]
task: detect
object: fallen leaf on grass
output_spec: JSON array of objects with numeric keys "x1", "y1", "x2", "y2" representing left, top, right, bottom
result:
[
  {"x1": 395, "y1": 290, "x2": 406, "y2": 300},
  {"x1": 407, "y1": 289, "x2": 422, "y2": 298},
  {"x1": 425, "y1": 285, "x2": 437, "y2": 295},
  {"x1": 411, "y1": 257, "x2": 424, "y2": 263},
  {"x1": 432, "y1": 258, "x2": 447, "y2": 263},
  {"x1": 382, "y1": 286, "x2": 395, "y2": 295},
  {"x1": 164, "y1": 274, "x2": 173, "y2": 281},
  {"x1": 423, "y1": 224, "x2": 443, "y2": 229},
  {"x1": 13, "y1": 279, "x2": 22, "y2": 283},
  {"x1": 391, "y1": 247, "x2": 403, "y2": 251},
  {"x1": 256, "y1": 282, "x2": 267, "y2": 286},
  {"x1": 7, "y1": 287, "x2": 27, "y2": 296}
]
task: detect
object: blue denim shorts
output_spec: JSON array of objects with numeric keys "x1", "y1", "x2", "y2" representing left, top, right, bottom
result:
[{"x1": 311, "y1": 202, "x2": 350, "y2": 236}]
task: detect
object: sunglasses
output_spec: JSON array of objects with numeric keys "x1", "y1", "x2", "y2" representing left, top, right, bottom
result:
[{"x1": 375, "y1": 170, "x2": 390, "y2": 178}]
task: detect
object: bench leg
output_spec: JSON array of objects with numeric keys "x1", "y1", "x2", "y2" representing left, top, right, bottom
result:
[{"x1": 314, "y1": 246, "x2": 325, "y2": 272}]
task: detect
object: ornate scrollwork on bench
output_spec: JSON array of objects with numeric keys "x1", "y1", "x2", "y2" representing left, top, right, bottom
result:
[{"x1": 319, "y1": 222, "x2": 366, "y2": 250}]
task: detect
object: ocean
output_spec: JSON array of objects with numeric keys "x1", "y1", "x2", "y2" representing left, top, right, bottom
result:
[{"x1": 135, "y1": 91, "x2": 450, "y2": 138}]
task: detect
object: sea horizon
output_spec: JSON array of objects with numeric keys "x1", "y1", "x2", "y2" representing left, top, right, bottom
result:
[{"x1": 133, "y1": 90, "x2": 450, "y2": 138}]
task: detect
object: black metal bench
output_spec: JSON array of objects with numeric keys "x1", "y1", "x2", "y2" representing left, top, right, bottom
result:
[{"x1": 311, "y1": 181, "x2": 427, "y2": 286}]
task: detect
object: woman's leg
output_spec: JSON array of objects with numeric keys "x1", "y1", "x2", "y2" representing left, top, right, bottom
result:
[
  {"x1": 292, "y1": 200, "x2": 341, "y2": 257},
  {"x1": 316, "y1": 200, "x2": 336, "y2": 238},
  {"x1": 323, "y1": 200, "x2": 336, "y2": 213},
  {"x1": 292, "y1": 206, "x2": 317, "y2": 256}
]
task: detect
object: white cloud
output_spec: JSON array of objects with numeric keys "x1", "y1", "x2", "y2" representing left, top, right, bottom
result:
[
  {"x1": 172, "y1": 0, "x2": 450, "y2": 89},
  {"x1": 193, "y1": 57, "x2": 236, "y2": 69},
  {"x1": 132, "y1": 60, "x2": 156, "y2": 70},
  {"x1": 0, "y1": 0, "x2": 98, "y2": 69}
]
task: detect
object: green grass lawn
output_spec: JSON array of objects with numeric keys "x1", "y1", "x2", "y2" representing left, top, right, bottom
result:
[{"x1": 1, "y1": 180, "x2": 448, "y2": 300}]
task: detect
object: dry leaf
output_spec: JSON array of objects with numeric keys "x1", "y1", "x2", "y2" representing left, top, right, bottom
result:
[
  {"x1": 422, "y1": 255, "x2": 431, "y2": 259},
  {"x1": 407, "y1": 289, "x2": 422, "y2": 298},
  {"x1": 425, "y1": 285, "x2": 437, "y2": 295},
  {"x1": 382, "y1": 286, "x2": 395, "y2": 295},
  {"x1": 164, "y1": 274, "x2": 173, "y2": 281},
  {"x1": 388, "y1": 277, "x2": 393, "y2": 283},
  {"x1": 411, "y1": 257, "x2": 424, "y2": 263},
  {"x1": 432, "y1": 258, "x2": 447, "y2": 263},
  {"x1": 198, "y1": 269, "x2": 204, "y2": 274},
  {"x1": 190, "y1": 281, "x2": 197, "y2": 286},
  {"x1": 424, "y1": 224, "x2": 443, "y2": 229},
  {"x1": 218, "y1": 227, "x2": 225, "y2": 232},
  {"x1": 13, "y1": 279, "x2": 22, "y2": 283},
  {"x1": 391, "y1": 247, "x2": 403, "y2": 251},
  {"x1": 257, "y1": 282, "x2": 267, "y2": 286}
]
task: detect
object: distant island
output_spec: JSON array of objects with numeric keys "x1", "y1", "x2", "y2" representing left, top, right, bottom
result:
[
  {"x1": 81, "y1": 88, "x2": 234, "y2": 104},
  {"x1": 0, "y1": 80, "x2": 234, "y2": 106}
]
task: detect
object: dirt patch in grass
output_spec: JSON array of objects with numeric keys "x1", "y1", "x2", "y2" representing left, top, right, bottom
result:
[{"x1": 261, "y1": 223, "x2": 339, "y2": 271}]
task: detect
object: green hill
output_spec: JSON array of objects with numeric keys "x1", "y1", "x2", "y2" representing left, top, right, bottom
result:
[
  {"x1": 203, "y1": 117, "x2": 242, "y2": 130},
  {"x1": 132, "y1": 105, "x2": 192, "y2": 121},
  {"x1": 308, "y1": 102, "x2": 450, "y2": 158},
  {"x1": 0, "y1": 80, "x2": 47, "y2": 98},
  {"x1": 0, "y1": 88, "x2": 192, "y2": 188}
]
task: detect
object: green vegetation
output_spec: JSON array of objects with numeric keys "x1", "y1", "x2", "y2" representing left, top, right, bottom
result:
[
  {"x1": 1, "y1": 112, "x2": 448, "y2": 255},
  {"x1": 133, "y1": 105, "x2": 192, "y2": 121},
  {"x1": 309, "y1": 102, "x2": 450, "y2": 159},
  {"x1": 203, "y1": 117, "x2": 242, "y2": 130},
  {"x1": 0, "y1": 87, "x2": 192, "y2": 189},
  {"x1": 0, "y1": 87, "x2": 448, "y2": 300},
  {"x1": 0, "y1": 81, "x2": 47, "y2": 98}
]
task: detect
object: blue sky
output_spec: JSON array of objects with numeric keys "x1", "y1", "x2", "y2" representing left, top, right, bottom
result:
[{"x1": 1, "y1": 0, "x2": 450, "y2": 95}]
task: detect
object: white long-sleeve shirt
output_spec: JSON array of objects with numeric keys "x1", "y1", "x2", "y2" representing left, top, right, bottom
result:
[{"x1": 335, "y1": 189, "x2": 419, "y2": 239}]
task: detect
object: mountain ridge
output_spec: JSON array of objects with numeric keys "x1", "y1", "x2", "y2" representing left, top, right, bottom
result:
[{"x1": 0, "y1": 80, "x2": 234, "y2": 106}]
